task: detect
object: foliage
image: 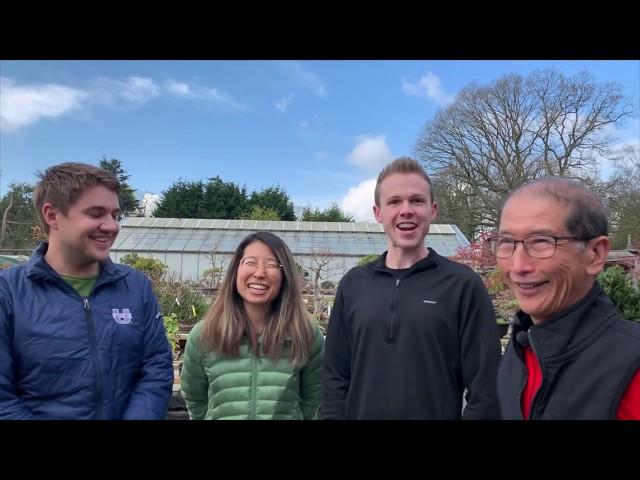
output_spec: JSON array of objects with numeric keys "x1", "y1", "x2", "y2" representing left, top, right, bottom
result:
[
  {"x1": 248, "y1": 186, "x2": 295, "y2": 220},
  {"x1": 300, "y1": 203, "x2": 354, "y2": 222},
  {"x1": 120, "y1": 253, "x2": 167, "y2": 283},
  {"x1": 0, "y1": 183, "x2": 39, "y2": 250},
  {"x1": 320, "y1": 280, "x2": 336, "y2": 290},
  {"x1": 120, "y1": 254, "x2": 210, "y2": 325},
  {"x1": 154, "y1": 176, "x2": 250, "y2": 219},
  {"x1": 163, "y1": 312, "x2": 181, "y2": 355},
  {"x1": 598, "y1": 265, "x2": 640, "y2": 321},
  {"x1": 605, "y1": 145, "x2": 640, "y2": 249},
  {"x1": 98, "y1": 157, "x2": 139, "y2": 215},
  {"x1": 452, "y1": 230, "x2": 496, "y2": 272},
  {"x1": 240, "y1": 205, "x2": 280, "y2": 221},
  {"x1": 154, "y1": 274, "x2": 210, "y2": 326},
  {"x1": 357, "y1": 254, "x2": 379, "y2": 267}
]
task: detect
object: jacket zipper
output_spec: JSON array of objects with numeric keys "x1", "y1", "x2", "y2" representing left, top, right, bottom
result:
[
  {"x1": 527, "y1": 329, "x2": 544, "y2": 420},
  {"x1": 250, "y1": 353, "x2": 257, "y2": 419},
  {"x1": 388, "y1": 278, "x2": 401, "y2": 341},
  {"x1": 84, "y1": 298, "x2": 104, "y2": 419}
]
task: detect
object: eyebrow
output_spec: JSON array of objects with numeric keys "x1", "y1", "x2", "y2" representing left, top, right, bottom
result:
[
  {"x1": 84, "y1": 206, "x2": 122, "y2": 215},
  {"x1": 497, "y1": 229, "x2": 560, "y2": 236}
]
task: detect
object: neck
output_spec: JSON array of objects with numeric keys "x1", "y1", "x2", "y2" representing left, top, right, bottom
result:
[
  {"x1": 244, "y1": 302, "x2": 270, "y2": 333},
  {"x1": 44, "y1": 242, "x2": 100, "y2": 278},
  {"x1": 385, "y1": 244, "x2": 429, "y2": 269}
]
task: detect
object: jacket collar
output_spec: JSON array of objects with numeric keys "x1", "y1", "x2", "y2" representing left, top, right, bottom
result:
[
  {"x1": 511, "y1": 283, "x2": 620, "y2": 362},
  {"x1": 25, "y1": 242, "x2": 129, "y2": 288},
  {"x1": 367, "y1": 247, "x2": 441, "y2": 276}
]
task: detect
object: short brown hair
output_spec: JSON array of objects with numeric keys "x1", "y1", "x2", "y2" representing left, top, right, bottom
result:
[
  {"x1": 33, "y1": 162, "x2": 120, "y2": 234},
  {"x1": 374, "y1": 156, "x2": 434, "y2": 206}
]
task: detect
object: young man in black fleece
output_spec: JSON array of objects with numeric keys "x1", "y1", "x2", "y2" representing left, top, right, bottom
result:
[{"x1": 321, "y1": 157, "x2": 501, "y2": 419}]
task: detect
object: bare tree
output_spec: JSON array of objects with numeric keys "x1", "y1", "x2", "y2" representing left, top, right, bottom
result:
[
  {"x1": 415, "y1": 69, "x2": 637, "y2": 237},
  {"x1": 202, "y1": 240, "x2": 226, "y2": 294},
  {"x1": 306, "y1": 248, "x2": 342, "y2": 321}
]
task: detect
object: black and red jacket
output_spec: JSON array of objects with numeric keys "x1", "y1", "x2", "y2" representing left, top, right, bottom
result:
[{"x1": 498, "y1": 283, "x2": 640, "y2": 420}]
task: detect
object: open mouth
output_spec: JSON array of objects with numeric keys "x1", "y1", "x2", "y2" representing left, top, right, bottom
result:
[
  {"x1": 514, "y1": 280, "x2": 548, "y2": 295},
  {"x1": 247, "y1": 283, "x2": 269, "y2": 293},
  {"x1": 89, "y1": 235, "x2": 112, "y2": 245},
  {"x1": 396, "y1": 222, "x2": 418, "y2": 232}
]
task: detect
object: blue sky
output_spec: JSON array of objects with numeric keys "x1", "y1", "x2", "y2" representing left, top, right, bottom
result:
[{"x1": 1, "y1": 60, "x2": 638, "y2": 221}]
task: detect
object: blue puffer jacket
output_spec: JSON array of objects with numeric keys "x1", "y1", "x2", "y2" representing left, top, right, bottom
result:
[{"x1": 0, "y1": 243, "x2": 174, "y2": 419}]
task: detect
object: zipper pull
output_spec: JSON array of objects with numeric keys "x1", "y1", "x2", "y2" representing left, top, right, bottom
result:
[
  {"x1": 395, "y1": 279, "x2": 400, "y2": 287},
  {"x1": 84, "y1": 298, "x2": 90, "y2": 310}
]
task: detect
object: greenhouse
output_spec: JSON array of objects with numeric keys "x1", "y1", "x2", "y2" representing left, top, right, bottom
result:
[{"x1": 110, "y1": 217, "x2": 470, "y2": 281}]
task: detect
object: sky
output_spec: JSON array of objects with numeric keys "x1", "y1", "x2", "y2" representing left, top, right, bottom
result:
[{"x1": 1, "y1": 60, "x2": 638, "y2": 222}]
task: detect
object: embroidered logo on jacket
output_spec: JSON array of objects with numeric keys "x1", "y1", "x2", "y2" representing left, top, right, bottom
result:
[{"x1": 112, "y1": 308, "x2": 132, "y2": 324}]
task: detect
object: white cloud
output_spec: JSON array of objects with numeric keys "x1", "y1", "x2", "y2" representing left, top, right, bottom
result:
[
  {"x1": 275, "y1": 94, "x2": 294, "y2": 112},
  {"x1": 280, "y1": 61, "x2": 327, "y2": 98},
  {"x1": 165, "y1": 79, "x2": 247, "y2": 110},
  {"x1": 166, "y1": 80, "x2": 191, "y2": 96},
  {"x1": 402, "y1": 71, "x2": 455, "y2": 106},
  {"x1": 0, "y1": 76, "x2": 88, "y2": 133},
  {"x1": 346, "y1": 134, "x2": 393, "y2": 172},
  {"x1": 94, "y1": 76, "x2": 161, "y2": 105},
  {"x1": 340, "y1": 178, "x2": 377, "y2": 223}
]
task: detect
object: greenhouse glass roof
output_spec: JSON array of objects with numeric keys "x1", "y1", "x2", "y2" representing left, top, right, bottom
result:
[{"x1": 112, "y1": 217, "x2": 470, "y2": 257}]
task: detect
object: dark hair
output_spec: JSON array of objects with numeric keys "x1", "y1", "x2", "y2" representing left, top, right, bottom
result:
[
  {"x1": 33, "y1": 162, "x2": 120, "y2": 234},
  {"x1": 375, "y1": 156, "x2": 434, "y2": 206},
  {"x1": 501, "y1": 177, "x2": 608, "y2": 239}
]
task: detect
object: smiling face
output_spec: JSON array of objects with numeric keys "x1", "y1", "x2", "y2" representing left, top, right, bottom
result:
[
  {"x1": 235, "y1": 240, "x2": 283, "y2": 312},
  {"x1": 44, "y1": 184, "x2": 121, "y2": 276},
  {"x1": 373, "y1": 173, "x2": 437, "y2": 259},
  {"x1": 497, "y1": 191, "x2": 600, "y2": 324}
]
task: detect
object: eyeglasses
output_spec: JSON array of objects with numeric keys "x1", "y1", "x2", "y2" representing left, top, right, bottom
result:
[
  {"x1": 488, "y1": 235, "x2": 587, "y2": 259},
  {"x1": 240, "y1": 257, "x2": 282, "y2": 272}
]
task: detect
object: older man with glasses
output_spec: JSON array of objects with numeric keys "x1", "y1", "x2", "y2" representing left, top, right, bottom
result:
[{"x1": 492, "y1": 177, "x2": 640, "y2": 420}]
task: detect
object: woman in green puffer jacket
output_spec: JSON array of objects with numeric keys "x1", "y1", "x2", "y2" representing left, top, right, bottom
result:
[{"x1": 180, "y1": 231, "x2": 324, "y2": 420}]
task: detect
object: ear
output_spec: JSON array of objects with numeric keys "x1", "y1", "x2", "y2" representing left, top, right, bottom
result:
[
  {"x1": 42, "y1": 202, "x2": 61, "y2": 232},
  {"x1": 431, "y1": 201, "x2": 438, "y2": 220},
  {"x1": 373, "y1": 204, "x2": 382, "y2": 223},
  {"x1": 585, "y1": 235, "x2": 610, "y2": 276}
]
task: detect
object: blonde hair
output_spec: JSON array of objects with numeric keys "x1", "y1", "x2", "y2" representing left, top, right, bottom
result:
[
  {"x1": 374, "y1": 156, "x2": 434, "y2": 206},
  {"x1": 200, "y1": 231, "x2": 314, "y2": 364}
]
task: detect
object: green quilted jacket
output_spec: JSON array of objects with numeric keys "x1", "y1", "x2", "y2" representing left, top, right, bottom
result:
[{"x1": 180, "y1": 320, "x2": 324, "y2": 420}]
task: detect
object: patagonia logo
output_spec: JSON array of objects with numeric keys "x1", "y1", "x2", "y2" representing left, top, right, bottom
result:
[
  {"x1": 423, "y1": 300, "x2": 437, "y2": 304},
  {"x1": 112, "y1": 308, "x2": 132, "y2": 324}
]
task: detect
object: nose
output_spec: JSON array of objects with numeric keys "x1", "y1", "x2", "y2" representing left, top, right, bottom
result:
[
  {"x1": 399, "y1": 200, "x2": 414, "y2": 216},
  {"x1": 509, "y1": 242, "x2": 535, "y2": 275},
  {"x1": 252, "y1": 264, "x2": 268, "y2": 277},
  {"x1": 100, "y1": 216, "x2": 120, "y2": 233}
]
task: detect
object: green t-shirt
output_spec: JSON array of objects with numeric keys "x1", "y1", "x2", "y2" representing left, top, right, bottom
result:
[{"x1": 61, "y1": 274, "x2": 98, "y2": 298}]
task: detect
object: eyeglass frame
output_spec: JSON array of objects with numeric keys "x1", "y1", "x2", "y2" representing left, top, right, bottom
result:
[
  {"x1": 239, "y1": 256, "x2": 283, "y2": 272},
  {"x1": 487, "y1": 234, "x2": 589, "y2": 259}
]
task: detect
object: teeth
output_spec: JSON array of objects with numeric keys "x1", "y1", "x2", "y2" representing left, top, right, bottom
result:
[
  {"x1": 518, "y1": 283, "x2": 542, "y2": 289},
  {"x1": 248, "y1": 284, "x2": 268, "y2": 290},
  {"x1": 397, "y1": 223, "x2": 416, "y2": 229}
]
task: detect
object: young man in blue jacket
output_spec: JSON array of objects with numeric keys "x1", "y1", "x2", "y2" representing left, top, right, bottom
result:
[
  {"x1": 0, "y1": 162, "x2": 173, "y2": 419},
  {"x1": 321, "y1": 157, "x2": 501, "y2": 419}
]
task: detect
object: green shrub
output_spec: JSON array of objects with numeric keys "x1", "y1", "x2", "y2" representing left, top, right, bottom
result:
[
  {"x1": 163, "y1": 312, "x2": 180, "y2": 355},
  {"x1": 120, "y1": 253, "x2": 167, "y2": 282},
  {"x1": 320, "y1": 280, "x2": 336, "y2": 290},
  {"x1": 598, "y1": 266, "x2": 640, "y2": 321},
  {"x1": 357, "y1": 254, "x2": 379, "y2": 267},
  {"x1": 155, "y1": 276, "x2": 210, "y2": 325}
]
